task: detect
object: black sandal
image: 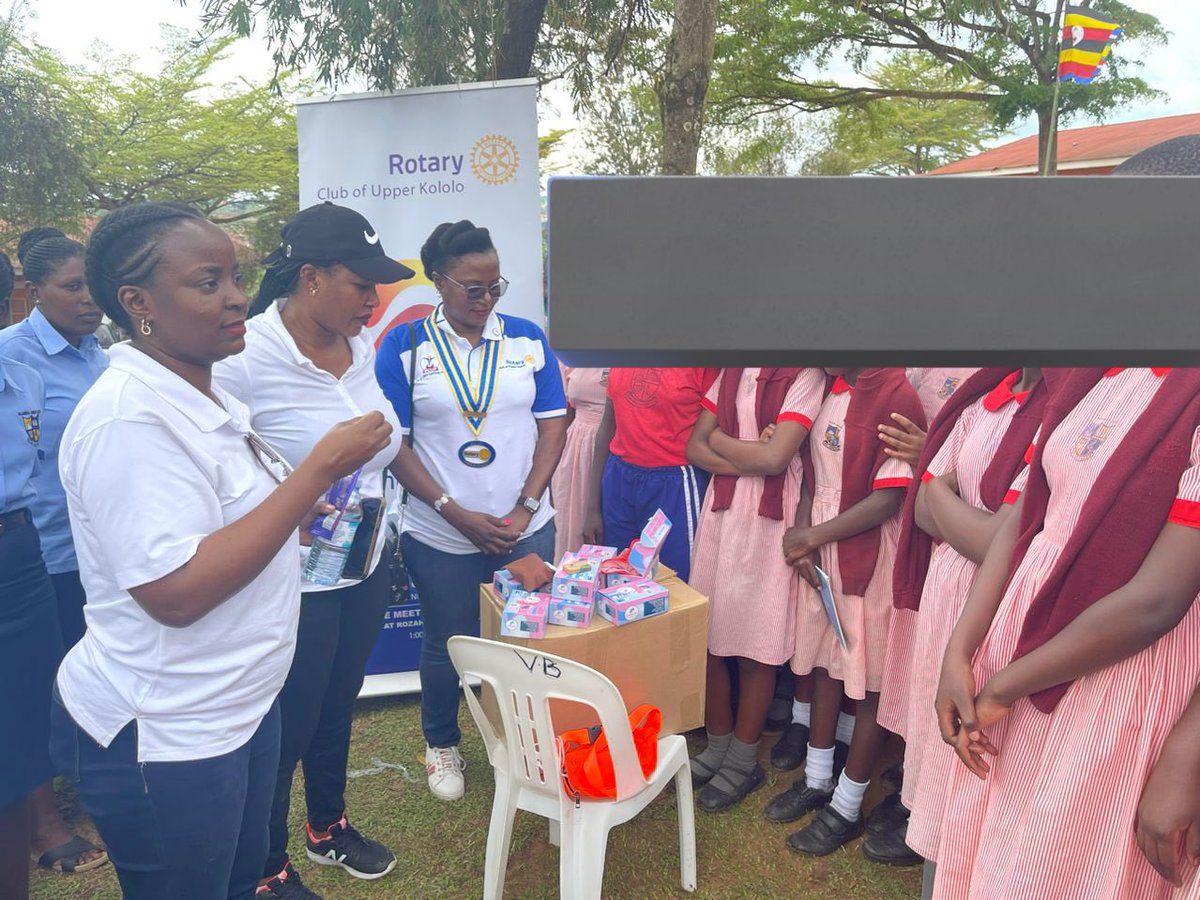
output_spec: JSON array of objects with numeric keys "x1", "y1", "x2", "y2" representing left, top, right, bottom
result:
[{"x1": 36, "y1": 835, "x2": 109, "y2": 874}]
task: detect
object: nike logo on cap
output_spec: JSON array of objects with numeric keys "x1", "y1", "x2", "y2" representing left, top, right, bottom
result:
[{"x1": 364, "y1": 229, "x2": 380, "y2": 245}]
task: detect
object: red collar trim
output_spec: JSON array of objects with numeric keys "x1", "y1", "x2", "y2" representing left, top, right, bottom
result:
[
  {"x1": 1103, "y1": 368, "x2": 1172, "y2": 378},
  {"x1": 982, "y1": 370, "x2": 1030, "y2": 413},
  {"x1": 831, "y1": 375, "x2": 853, "y2": 395}
]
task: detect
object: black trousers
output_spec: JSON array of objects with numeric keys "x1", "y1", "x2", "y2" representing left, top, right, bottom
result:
[
  {"x1": 264, "y1": 564, "x2": 390, "y2": 876},
  {"x1": 50, "y1": 569, "x2": 87, "y2": 652}
]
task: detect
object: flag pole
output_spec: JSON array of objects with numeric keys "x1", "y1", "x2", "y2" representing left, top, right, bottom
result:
[{"x1": 1041, "y1": 0, "x2": 1068, "y2": 176}]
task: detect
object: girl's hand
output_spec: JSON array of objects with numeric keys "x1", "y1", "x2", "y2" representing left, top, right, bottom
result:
[
  {"x1": 1136, "y1": 746, "x2": 1200, "y2": 886},
  {"x1": 783, "y1": 525, "x2": 820, "y2": 563},
  {"x1": 936, "y1": 646, "x2": 991, "y2": 779},
  {"x1": 793, "y1": 551, "x2": 822, "y2": 588},
  {"x1": 879, "y1": 413, "x2": 926, "y2": 466},
  {"x1": 759, "y1": 423, "x2": 777, "y2": 443}
]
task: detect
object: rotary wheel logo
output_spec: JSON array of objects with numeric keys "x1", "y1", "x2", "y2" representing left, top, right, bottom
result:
[{"x1": 470, "y1": 134, "x2": 519, "y2": 186}]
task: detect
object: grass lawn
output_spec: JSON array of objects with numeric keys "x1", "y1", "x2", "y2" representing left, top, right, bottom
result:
[{"x1": 30, "y1": 694, "x2": 921, "y2": 899}]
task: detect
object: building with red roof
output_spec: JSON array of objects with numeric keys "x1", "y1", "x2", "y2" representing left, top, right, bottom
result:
[{"x1": 928, "y1": 112, "x2": 1200, "y2": 176}]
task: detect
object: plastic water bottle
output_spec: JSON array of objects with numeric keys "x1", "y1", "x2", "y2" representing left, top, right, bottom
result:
[{"x1": 304, "y1": 474, "x2": 364, "y2": 586}]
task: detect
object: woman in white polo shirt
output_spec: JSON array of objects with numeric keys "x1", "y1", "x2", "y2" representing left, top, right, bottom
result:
[
  {"x1": 50, "y1": 202, "x2": 391, "y2": 900},
  {"x1": 213, "y1": 202, "x2": 409, "y2": 898},
  {"x1": 376, "y1": 220, "x2": 568, "y2": 802}
]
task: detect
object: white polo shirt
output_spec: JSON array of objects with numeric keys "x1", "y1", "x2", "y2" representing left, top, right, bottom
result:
[
  {"x1": 375, "y1": 308, "x2": 566, "y2": 555},
  {"x1": 213, "y1": 300, "x2": 404, "y2": 592},
  {"x1": 56, "y1": 344, "x2": 300, "y2": 762}
]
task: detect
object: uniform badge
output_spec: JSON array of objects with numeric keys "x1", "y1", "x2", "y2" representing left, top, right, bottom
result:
[
  {"x1": 938, "y1": 376, "x2": 962, "y2": 400},
  {"x1": 458, "y1": 440, "x2": 497, "y2": 468},
  {"x1": 1073, "y1": 422, "x2": 1112, "y2": 460},
  {"x1": 19, "y1": 410, "x2": 40, "y2": 445},
  {"x1": 823, "y1": 423, "x2": 842, "y2": 452}
]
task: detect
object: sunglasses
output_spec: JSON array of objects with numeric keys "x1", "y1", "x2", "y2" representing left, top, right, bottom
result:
[
  {"x1": 437, "y1": 272, "x2": 509, "y2": 303},
  {"x1": 245, "y1": 432, "x2": 294, "y2": 486}
]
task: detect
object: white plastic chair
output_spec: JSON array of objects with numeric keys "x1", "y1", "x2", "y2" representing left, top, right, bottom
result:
[{"x1": 447, "y1": 635, "x2": 697, "y2": 900}]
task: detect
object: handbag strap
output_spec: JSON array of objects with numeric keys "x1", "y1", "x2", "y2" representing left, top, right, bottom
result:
[{"x1": 401, "y1": 321, "x2": 418, "y2": 507}]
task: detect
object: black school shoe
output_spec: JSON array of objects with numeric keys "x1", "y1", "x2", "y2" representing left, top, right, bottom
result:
[
  {"x1": 305, "y1": 816, "x2": 396, "y2": 880},
  {"x1": 786, "y1": 805, "x2": 865, "y2": 856},
  {"x1": 763, "y1": 781, "x2": 833, "y2": 823},
  {"x1": 764, "y1": 696, "x2": 792, "y2": 733},
  {"x1": 697, "y1": 764, "x2": 766, "y2": 812},
  {"x1": 862, "y1": 800, "x2": 923, "y2": 866},
  {"x1": 257, "y1": 862, "x2": 325, "y2": 899},
  {"x1": 770, "y1": 722, "x2": 809, "y2": 771}
]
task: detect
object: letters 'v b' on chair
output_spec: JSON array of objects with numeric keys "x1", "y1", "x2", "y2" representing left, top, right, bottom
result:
[{"x1": 447, "y1": 635, "x2": 697, "y2": 900}]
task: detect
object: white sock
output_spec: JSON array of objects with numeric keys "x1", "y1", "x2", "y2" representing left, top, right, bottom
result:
[
  {"x1": 792, "y1": 701, "x2": 811, "y2": 727},
  {"x1": 830, "y1": 771, "x2": 869, "y2": 821},
  {"x1": 805, "y1": 744, "x2": 835, "y2": 791},
  {"x1": 836, "y1": 711, "x2": 857, "y2": 746}
]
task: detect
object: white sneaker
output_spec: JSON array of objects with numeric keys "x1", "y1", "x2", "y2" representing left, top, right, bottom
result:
[{"x1": 425, "y1": 745, "x2": 466, "y2": 801}]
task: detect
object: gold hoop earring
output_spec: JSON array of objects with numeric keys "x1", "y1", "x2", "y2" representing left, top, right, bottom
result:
[{"x1": 140, "y1": 318, "x2": 153, "y2": 336}]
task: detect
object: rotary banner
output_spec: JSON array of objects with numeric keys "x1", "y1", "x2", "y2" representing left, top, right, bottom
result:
[{"x1": 296, "y1": 79, "x2": 544, "y2": 349}]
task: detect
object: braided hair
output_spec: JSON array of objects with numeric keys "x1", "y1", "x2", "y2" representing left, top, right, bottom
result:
[
  {"x1": 419, "y1": 220, "x2": 495, "y2": 280},
  {"x1": 1113, "y1": 136, "x2": 1200, "y2": 175},
  {"x1": 85, "y1": 203, "x2": 204, "y2": 331},
  {"x1": 250, "y1": 257, "x2": 335, "y2": 318},
  {"x1": 17, "y1": 227, "x2": 86, "y2": 286}
]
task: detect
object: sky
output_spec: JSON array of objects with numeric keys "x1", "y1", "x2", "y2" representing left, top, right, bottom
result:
[{"x1": 21, "y1": 0, "x2": 1200, "y2": 164}]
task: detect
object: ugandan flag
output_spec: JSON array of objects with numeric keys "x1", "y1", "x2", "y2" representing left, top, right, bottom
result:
[{"x1": 1059, "y1": 6, "x2": 1122, "y2": 84}]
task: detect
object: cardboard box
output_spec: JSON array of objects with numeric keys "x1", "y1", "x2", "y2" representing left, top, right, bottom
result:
[{"x1": 479, "y1": 565, "x2": 708, "y2": 736}]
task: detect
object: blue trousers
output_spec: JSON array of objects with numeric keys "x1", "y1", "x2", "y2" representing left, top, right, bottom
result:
[
  {"x1": 402, "y1": 522, "x2": 556, "y2": 748},
  {"x1": 600, "y1": 455, "x2": 710, "y2": 583},
  {"x1": 50, "y1": 692, "x2": 281, "y2": 900}
]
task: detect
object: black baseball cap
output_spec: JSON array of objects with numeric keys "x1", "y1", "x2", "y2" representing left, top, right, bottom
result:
[{"x1": 263, "y1": 202, "x2": 416, "y2": 283}]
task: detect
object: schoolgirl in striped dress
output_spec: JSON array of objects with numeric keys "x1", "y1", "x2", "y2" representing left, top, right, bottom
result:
[
  {"x1": 929, "y1": 368, "x2": 1200, "y2": 899},
  {"x1": 685, "y1": 367, "x2": 826, "y2": 812}
]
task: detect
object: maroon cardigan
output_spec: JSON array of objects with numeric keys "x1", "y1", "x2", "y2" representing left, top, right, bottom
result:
[
  {"x1": 710, "y1": 368, "x2": 804, "y2": 520},
  {"x1": 1009, "y1": 367, "x2": 1200, "y2": 713},
  {"x1": 802, "y1": 369, "x2": 926, "y2": 597}
]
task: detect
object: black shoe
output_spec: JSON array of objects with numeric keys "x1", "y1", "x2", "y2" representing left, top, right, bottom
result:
[
  {"x1": 865, "y1": 793, "x2": 908, "y2": 836},
  {"x1": 257, "y1": 862, "x2": 325, "y2": 899},
  {"x1": 862, "y1": 809, "x2": 923, "y2": 866},
  {"x1": 881, "y1": 762, "x2": 905, "y2": 792},
  {"x1": 770, "y1": 722, "x2": 809, "y2": 771},
  {"x1": 689, "y1": 752, "x2": 723, "y2": 788},
  {"x1": 762, "y1": 781, "x2": 833, "y2": 823},
  {"x1": 764, "y1": 697, "x2": 791, "y2": 733},
  {"x1": 787, "y1": 805, "x2": 866, "y2": 856},
  {"x1": 305, "y1": 816, "x2": 396, "y2": 880},
  {"x1": 697, "y1": 764, "x2": 766, "y2": 813}
]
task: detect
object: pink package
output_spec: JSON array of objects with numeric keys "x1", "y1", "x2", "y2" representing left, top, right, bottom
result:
[
  {"x1": 596, "y1": 580, "x2": 669, "y2": 626},
  {"x1": 576, "y1": 544, "x2": 619, "y2": 561},
  {"x1": 493, "y1": 568, "x2": 521, "y2": 601},
  {"x1": 627, "y1": 509, "x2": 673, "y2": 576},
  {"x1": 501, "y1": 591, "x2": 548, "y2": 640},
  {"x1": 548, "y1": 593, "x2": 593, "y2": 629},
  {"x1": 552, "y1": 552, "x2": 602, "y2": 604}
]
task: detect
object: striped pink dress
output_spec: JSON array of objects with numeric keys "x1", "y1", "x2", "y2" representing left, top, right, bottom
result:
[
  {"x1": 551, "y1": 367, "x2": 609, "y2": 561},
  {"x1": 691, "y1": 368, "x2": 826, "y2": 665},
  {"x1": 928, "y1": 369, "x2": 1200, "y2": 899},
  {"x1": 907, "y1": 367, "x2": 982, "y2": 424},
  {"x1": 893, "y1": 376, "x2": 1033, "y2": 860},
  {"x1": 791, "y1": 383, "x2": 915, "y2": 699}
]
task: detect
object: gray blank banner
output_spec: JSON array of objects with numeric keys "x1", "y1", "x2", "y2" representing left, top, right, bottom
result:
[{"x1": 545, "y1": 175, "x2": 1200, "y2": 367}]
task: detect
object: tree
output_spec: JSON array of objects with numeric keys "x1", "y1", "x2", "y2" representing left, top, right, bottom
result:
[
  {"x1": 658, "y1": 0, "x2": 720, "y2": 174},
  {"x1": 188, "y1": 0, "x2": 656, "y2": 97},
  {"x1": 802, "y1": 54, "x2": 1002, "y2": 176},
  {"x1": 578, "y1": 81, "x2": 663, "y2": 175},
  {"x1": 0, "y1": 27, "x2": 299, "y2": 270},
  {"x1": 710, "y1": 0, "x2": 1165, "y2": 173}
]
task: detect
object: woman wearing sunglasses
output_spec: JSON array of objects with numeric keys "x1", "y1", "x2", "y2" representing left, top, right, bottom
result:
[
  {"x1": 214, "y1": 202, "x2": 411, "y2": 898},
  {"x1": 376, "y1": 219, "x2": 567, "y2": 802},
  {"x1": 50, "y1": 203, "x2": 391, "y2": 900}
]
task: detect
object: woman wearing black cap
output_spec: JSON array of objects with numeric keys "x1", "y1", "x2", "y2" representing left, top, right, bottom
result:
[{"x1": 214, "y1": 202, "x2": 412, "y2": 899}]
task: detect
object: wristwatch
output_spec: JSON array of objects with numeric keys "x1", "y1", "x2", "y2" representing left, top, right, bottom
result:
[
  {"x1": 518, "y1": 495, "x2": 540, "y2": 514},
  {"x1": 433, "y1": 494, "x2": 452, "y2": 514}
]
